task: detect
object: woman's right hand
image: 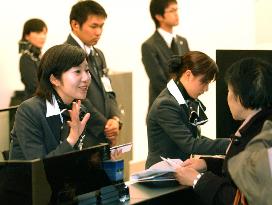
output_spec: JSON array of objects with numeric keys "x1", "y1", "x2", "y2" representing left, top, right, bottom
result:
[
  {"x1": 181, "y1": 158, "x2": 207, "y2": 172},
  {"x1": 66, "y1": 100, "x2": 90, "y2": 146}
]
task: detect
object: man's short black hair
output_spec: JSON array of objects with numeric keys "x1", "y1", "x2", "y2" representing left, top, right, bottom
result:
[
  {"x1": 70, "y1": 0, "x2": 107, "y2": 27},
  {"x1": 150, "y1": 0, "x2": 177, "y2": 28}
]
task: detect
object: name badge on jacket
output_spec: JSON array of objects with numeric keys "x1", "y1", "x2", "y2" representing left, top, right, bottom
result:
[{"x1": 101, "y1": 76, "x2": 113, "y2": 92}]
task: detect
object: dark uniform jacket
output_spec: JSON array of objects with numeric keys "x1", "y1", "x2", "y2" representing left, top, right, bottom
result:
[
  {"x1": 141, "y1": 31, "x2": 189, "y2": 109},
  {"x1": 9, "y1": 96, "x2": 104, "y2": 160},
  {"x1": 194, "y1": 108, "x2": 272, "y2": 205},
  {"x1": 65, "y1": 35, "x2": 120, "y2": 144},
  {"x1": 145, "y1": 80, "x2": 229, "y2": 168},
  {"x1": 19, "y1": 46, "x2": 41, "y2": 100}
]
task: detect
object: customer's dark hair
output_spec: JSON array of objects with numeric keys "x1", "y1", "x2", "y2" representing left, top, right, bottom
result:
[
  {"x1": 70, "y1": 0, "x2": 107, "y2": 27},
  {"x1": 36, "y1": 44, "x2": 86, "y2": 103},
  {"x1": 169, "y1": 51, "x2": 218, "y2": 84},
  {"x1": 21, "y1": 18, "x2": 47, "y2": 41},
  {"x1": 150, "y1": 0, "x2": 177, "y2": 28},
  {"x1": 225, "y1": 57, "x2": 272, "y2": 109}
]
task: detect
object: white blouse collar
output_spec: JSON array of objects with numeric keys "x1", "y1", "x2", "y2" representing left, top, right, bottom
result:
[{"x1": 167, "y1": 79, "x2": 186, "y2": 105}]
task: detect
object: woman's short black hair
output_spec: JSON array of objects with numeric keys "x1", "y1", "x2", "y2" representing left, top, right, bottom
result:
[
  {"x1": 36, "y1": 44, "x2": 87, "y2": 103},
  {"x1": 225, "y1": 57, "x2": 272, "y2": 109},
  {"x1": 169, "y1": 51, "x2": 218, "y2": 84},
  {"x1": 21, "y1": 18, "x2": 47, "y2": 41}
]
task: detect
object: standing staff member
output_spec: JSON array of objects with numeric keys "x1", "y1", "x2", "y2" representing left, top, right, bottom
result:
[
  {"x1": 65, "y1": 0, "x2": 121, "y2": 147},
  {"x1": 142, "y1": 0, "x2": 189, "y2": 110}
]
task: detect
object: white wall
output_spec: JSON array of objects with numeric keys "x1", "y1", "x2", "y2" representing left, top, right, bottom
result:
[{"x1": 1, "y1": 0, "x2": 270, "y2": 161}]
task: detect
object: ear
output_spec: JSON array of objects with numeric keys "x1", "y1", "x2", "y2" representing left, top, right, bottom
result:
[
  {"x1": 49, "y1": 74, "x2": 60, "y2": 87},
  {"x1": 184, "y1": 69, "x2": 192, "y2": 79},
  {"x1": 71, "y1": 20, "x2": 80, "y2": 31},
  {"x1": 155, "y1": 14, "x2": 164, "y2": 23},
  {"x1": 25, "y1": 34, "x2": 30, "y2": 41}
]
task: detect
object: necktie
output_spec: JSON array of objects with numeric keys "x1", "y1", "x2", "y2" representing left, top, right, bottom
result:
[
  {"x1": 171, "y1": 37, "x2": 179, "y2": 55},
  {"x1": 88, "y1": 50, "x2": 99, "y2": 76}
]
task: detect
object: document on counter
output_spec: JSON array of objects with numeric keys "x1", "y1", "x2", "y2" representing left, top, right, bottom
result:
[
  {"x1": 110, "y1": 142, "x2": 132, "y2": 154},
  {"x1": 130, "y1": 157, "x2": 183, "y2": 182}
]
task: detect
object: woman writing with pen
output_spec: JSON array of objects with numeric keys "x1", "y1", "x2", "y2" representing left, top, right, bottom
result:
[{"x1": 146, "y1": 51, "x2": 230, "y2": 168}]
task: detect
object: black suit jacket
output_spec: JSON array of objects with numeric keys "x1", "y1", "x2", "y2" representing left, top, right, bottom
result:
[
  {"x1": 194, "y1": 108, "x2": 272, "y2": 205},
  {"x1": 146, "y1": 88, "x2": 229, "y2": 168},
  {"x1": 9, "y1": 96, "x2": 75, "y2": 160},
  {"x1": 65, "y1": 35, "x2": 120, "y2": 144},
  {"x1": 141, "y1": 31, "x2": 189, "y2": 109}
]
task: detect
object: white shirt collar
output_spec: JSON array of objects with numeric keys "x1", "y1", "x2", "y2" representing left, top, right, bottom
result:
[
  {"x1": 70, "y1": 32, "x2": 92, "y2": 55},
  {"x1": 268, "y1": 148, "x2": 272, "y2": 176},
  {"x1": 46, "y1": 95, "x2": 62, "y2": 118},
  {"x1": 167, "y1": 79, "x2": 186, "y2": 105},
  {"x1": 158, "y1": 28, "x2": 176, "y2": 48}
]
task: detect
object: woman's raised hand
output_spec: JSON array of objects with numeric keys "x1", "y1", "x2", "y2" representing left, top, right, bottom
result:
[{"x1": 66, "y1": 100, "x2": 90, "y2": 146}]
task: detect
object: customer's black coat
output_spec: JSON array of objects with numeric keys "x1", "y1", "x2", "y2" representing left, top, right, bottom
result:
[{"x1": 194, "y1": 108, "x2": 272, "y2": 205}]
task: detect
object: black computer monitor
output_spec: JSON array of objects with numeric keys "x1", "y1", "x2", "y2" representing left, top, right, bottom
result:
[
  {"x1": 0, "y1": 143, "x2": 111, "y2": 205},
  {"x1": 43, "y1": 143, "x2": 111, "y2": 203},
  {"x1": 0, "y1": 159, "x2": 46, "y2": 205}
]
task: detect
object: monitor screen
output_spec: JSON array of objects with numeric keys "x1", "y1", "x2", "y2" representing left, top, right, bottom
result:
[
  {"x1": 43, "y1": 143, "x2": 111, "y2": 203},
  {"x1": 0, "y1": 143, "x2": 112, "y2": 205}
]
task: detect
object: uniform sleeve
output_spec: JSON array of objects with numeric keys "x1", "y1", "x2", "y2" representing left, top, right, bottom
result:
[
  {"x1": 82, "y1": 99, "x2": 107, "y2": 137},
  {"x1": 12, "y1": 102, "x2": 74, "y2": 160},
  {"x1": 19, "y1": 54, "x2": 38, "y2": 97},
  {"x1": 141, "y1": 42, "x2": 168, "y2": 94},
  {"x1": 156, "y1": 100, "x2": 229, "y2": 156}
]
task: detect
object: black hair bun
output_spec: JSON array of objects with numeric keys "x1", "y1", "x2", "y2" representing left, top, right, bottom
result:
[{"x1": 169, "y1": 55, "x2": 183, "y2": 74}]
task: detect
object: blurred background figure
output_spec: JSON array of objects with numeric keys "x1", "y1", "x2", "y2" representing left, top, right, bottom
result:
[
  {"x1": 19, "y1": 18, "x2": 47, "y2": 101},
  {"x1": 8, "y1": 18, "x2": 47, "y2": 133},
  {"x1": 142, "y1": 0, "x2": 189, "y2": 111}
]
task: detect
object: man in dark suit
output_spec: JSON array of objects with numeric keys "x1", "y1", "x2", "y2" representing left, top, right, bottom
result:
[
  {"x1": 65, "y1": 0, "x2": 121, "y2": 146},
  {"x1": 142, "y1": 0, "x2": 189, "y2": 110}
]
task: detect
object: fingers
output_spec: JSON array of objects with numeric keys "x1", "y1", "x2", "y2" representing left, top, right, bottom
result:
[
  {"x1": 181, "y1": 159, "x2": 194, "y2": 167},
  {"x1": 105, "y1": 130, "x2": 119, "y2": 138},
  {"x1": 110, "y1": 149, "x2": 123, "y2": 160},
  {"x1": 105, "y1": 119, "x2": 119, "y2": 130},
  {"x1": 66, "y1": 100, "x2": 90, "y2": 146},
  {"x1": 68, "y1": 101, "x2": 80, "y2": 121},
  {"x1": 81, "y1": 113, "x2": 90, "y2": 125}
]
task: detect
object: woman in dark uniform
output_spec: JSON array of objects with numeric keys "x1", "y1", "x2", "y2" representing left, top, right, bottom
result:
[
  {"x1": 146, "y1": 51, "x2": 230, "y2": 168},
  {"x1": 19, "y1": 18, "x2": 47, "y2": 100},
  {"x1": 9, "y1": 44, "x2": 91, "y2": 160}
]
